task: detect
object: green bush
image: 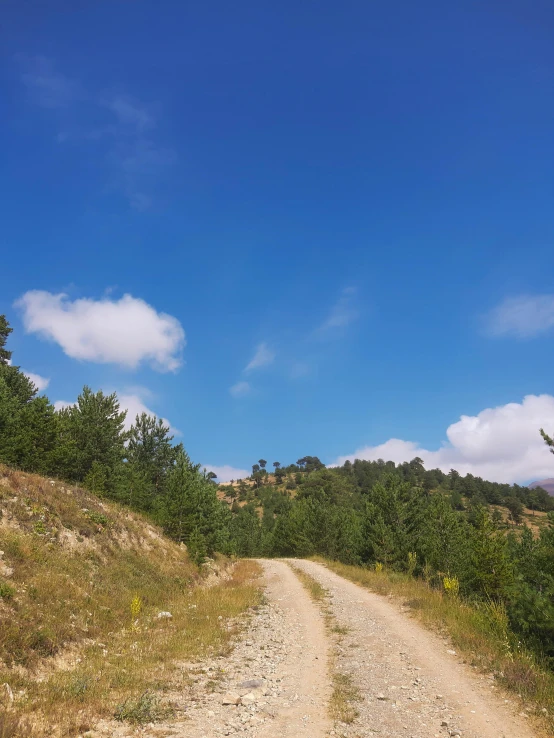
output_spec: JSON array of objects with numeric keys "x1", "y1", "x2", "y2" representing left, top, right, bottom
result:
[
  {"x1": 114, "y1": 691, "x2": 172, "y2": 725},
  {"x1": 0, "y1": 580, "x2": 15, "y2": 599}
]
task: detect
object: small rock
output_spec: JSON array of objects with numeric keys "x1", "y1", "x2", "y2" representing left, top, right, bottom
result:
[
  {"x1": 376, "y1": 693, "x2": 388, "y2": 700},
  {"x1": 157, "y1": 611, "x2": 173, "y2": 619},
  {"x1": 238, "y1": 679, "x2": 265, "y2": 690},
  {"x1": 2, "y1": 683, "x2": 14, "y2": 703},
  {"x1": 222, "y1": 692, "x2": 241, "y2": 705}
]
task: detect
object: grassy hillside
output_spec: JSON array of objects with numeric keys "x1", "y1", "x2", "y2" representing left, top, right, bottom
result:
[{"x1": 0, "y1": 465, "x2": 261, "y2": 737}]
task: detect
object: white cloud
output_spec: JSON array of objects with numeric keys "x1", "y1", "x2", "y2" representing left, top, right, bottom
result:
[
  {"x1": 486, "y1": 295, "x2": 554, "y2": 338},
  {"x1": 17, "y1": 54, "x2": 79, "y2": 108},
  {"x1": 105, "y1": 95, "x2": 154, "y2": 133},
  {"x1": 202, "y1": 464, "x2": 250, "y2": 483},
  {"x1": 16, "y1": 291, "x2": 185, "y2": 372},
  {"x1": 53, "y1": 389, "x2": 180, "y2": 434},
  {"x1": 115, "y1": 140, "x2": 176, "y2": 211},
  {"x1": 227, "y1": 343, "x2": 273, "y2": 399},
  {"x1": 230, "y1": 381, "x2": 251, "y2": 398},
  {"x1": 118, "y1": 392, "x2": 181, "y2": 435},
  {"x1": 333, "y1": 395, "x2": 554, "y2": 484},
  {"x1": 54, "y1": 400, "x2": 72, "y2": 412},
  {"x1": 245, "y1": 342, "x2": 275, "y2": 372},
  {"x1": 16, "y1": 56, "x2": 174, "y2": 208},
  {"x1": 317, "y1": 287, "x2": 358, "y2": 335},
  {"x1": 289, "y1": 361, "x2": 312, "y2": 379},
  {"x1": 22, "y1": 371, "x2": 50, "y2": 392}
]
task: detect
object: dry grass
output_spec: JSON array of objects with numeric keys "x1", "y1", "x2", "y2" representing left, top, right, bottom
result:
[
  {"x1": 493, "y1": 504, "x2": 550, "y2": 538},
  {"x1": 0, "y1": 708, "x2": 30, "y2": 738},
  {"x1": 0, "y1": 465, "x2": 200, "y2": 670},
  {"x1": 0, "y1": 466, "x2": 262, "y2": 736},
  {"x1": 319, "y1": 558, "x2": 554, "y2": 733},
  {"x1": 288, "y1": 565, "x2": 327, "y2": 603},
  {"x1": 329, "y1": 672, "x2": 361, "y2": 724}
]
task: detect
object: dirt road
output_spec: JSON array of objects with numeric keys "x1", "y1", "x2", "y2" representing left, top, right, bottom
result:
[
  {"x1": 92, "y1": 559, "x2": 541, "y2": 737},
  {"x1": 176, "y1": 558, "x2": 332, "y2": 737},
  {"x1": 291, "y1": 559, "x2": 538, "y2": 738}
]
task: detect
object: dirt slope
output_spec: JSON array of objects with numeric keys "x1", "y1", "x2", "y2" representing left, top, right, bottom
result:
[{"x1": 0, "y1": 466, "x2": 258, "y2": 737}]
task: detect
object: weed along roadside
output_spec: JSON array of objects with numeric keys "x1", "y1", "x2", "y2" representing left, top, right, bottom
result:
[{"x1": 0, "y1": 467, "x2": 262, "y2": 737}]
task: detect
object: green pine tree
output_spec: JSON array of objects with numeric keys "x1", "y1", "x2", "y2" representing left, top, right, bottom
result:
[
  {"x1": 124, "y1": 412, "x2": 179, "y2": 511},
  {"x1": 54, "y1": 386, "x2": 127, "y2": 493},
  {"x1": 0, "y1": 315, "x2": 13, "y2": 365}
]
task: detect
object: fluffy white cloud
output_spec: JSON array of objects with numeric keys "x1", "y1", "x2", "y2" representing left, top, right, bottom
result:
[
  {"x1": 245, "y1": 342, "x2": 275, "y2": 372},
  {"x1": 230, "y1": 381, "x2": 251, "y2": 398},
  {"x1": 202, "y1": 464, "x2": 250, "y2": 483},
  {"x1": 53, "y1": 389, "x2": 179, "y2": 434},
  {"x1": 118, "y1": 392, "x2": 180, "y2": 434},
  {"x1": 16, "y1": 291, "x2": 185, "y2": 372},
  {"x1": 333, "y1": 395, "x2": 554, "y2": 484},
  {"x1": 23, "y1": 371, "x2": 50, "y2": 392},
  {"x1": 486, "y1": 295, "x2": 554, "y2": 338}
]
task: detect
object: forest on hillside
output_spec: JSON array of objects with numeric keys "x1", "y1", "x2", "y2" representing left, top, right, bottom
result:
[{"x1": 2, "y1": 314, "x2": 554, "y2": 667}]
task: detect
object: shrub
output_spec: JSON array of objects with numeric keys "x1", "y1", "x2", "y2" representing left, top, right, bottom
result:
[
  {"x1": 114, "y1": 691, "x2": 172, "y2": 725},
  {"x1": 0, "y1": 581, "x2": 15, "y2": 600},
  {"x1": 86, "y1": 511, "x2": 109, "y2": 527}
]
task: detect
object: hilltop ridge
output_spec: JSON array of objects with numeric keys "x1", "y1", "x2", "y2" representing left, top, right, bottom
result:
[{"x1": 530, "y1": 478, "x2": 554, "y2": 495}]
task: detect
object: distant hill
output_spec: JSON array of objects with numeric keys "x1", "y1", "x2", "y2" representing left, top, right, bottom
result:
[{"x1": 529, "y1": 478, "x2": 554, "y2": 495}]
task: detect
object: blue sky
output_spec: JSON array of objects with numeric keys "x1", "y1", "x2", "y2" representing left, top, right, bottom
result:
[{"x1": 2, "y1": 1, "x2": 554, "y2": 483}]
